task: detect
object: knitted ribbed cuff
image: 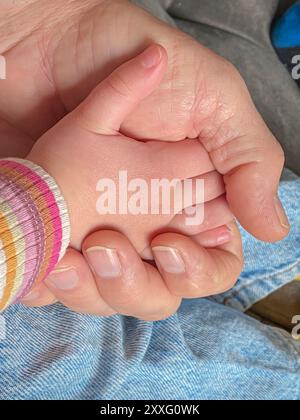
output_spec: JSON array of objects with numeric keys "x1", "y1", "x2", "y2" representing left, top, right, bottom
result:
[{"x1": 0, "y1": 158, "x2": 70, "y2": 311}]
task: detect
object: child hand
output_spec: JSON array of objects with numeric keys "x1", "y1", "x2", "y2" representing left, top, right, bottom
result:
[
  {"x1": 28, "y1": 45, "x2": 233, "y2": 258},
  {"x1": 1, "y1": 0, "x2": 287, "y2": 244},
  {"x1": 22, "y1": 45, "x2": 243, "y2": 319}
]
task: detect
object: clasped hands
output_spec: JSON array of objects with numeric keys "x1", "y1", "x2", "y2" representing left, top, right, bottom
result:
[{"x1": 0, "y1": 0, "x2": 289, "y2": 320}]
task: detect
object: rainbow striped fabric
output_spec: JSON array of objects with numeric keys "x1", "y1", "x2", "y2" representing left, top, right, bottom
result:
[{"x1": 0, "y1": 159, "x2": 70, "y2": 311}]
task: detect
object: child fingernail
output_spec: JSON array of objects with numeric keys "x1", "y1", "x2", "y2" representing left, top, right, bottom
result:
[
  {"x1": 216, "y1": 227, "x2": 232, "y2": 245},
  {"x1": 152, "y1": 246, "x2": 186, "y2": 274},
  {"x1": 141, "y1": 45, "x2": 162, "y2": 68},
  {"x1": 86, "y1": 247, "x2": 122, "y2": 278},
  {"x1": 46, "y1": 267, "x2": 79, "y2": 291},
  {"x1": 274, "y1": 196, "x2": 290, "y2": 230}
]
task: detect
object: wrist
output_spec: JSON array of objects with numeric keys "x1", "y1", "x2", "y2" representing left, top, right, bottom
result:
[{"x1": 0, "y1": 158, "x2": 70, "y2": 311}]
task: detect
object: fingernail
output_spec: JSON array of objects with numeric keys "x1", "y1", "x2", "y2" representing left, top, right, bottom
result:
[
  {"x1": 86, "y1": 247, "x2": 122, "y2": 278},
  {"x1": 21, "y1": 289, "x2": 40, "y2": 302},
  {"x1": 216, "y1": 227, "x2": 232, "y2": 245},
  {"x1": 141, "y1": 45, "x2": 162, "y2": 68},
  {"x1": 45, "y1": 267, "x2": 79, "y2": 291},
  {"x1": 152, "y1": 246, "x2": 186, "y2": 274},
  {"x1": 274, "y1": 196, "x2": 290, "y2": 230}
]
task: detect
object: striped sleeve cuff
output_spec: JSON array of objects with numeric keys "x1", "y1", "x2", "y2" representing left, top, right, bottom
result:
[{"x1": 0, "y1": 158, "x2": 70, "y2": 311}]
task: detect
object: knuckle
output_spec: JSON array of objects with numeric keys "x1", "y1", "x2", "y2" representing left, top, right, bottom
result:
[
  {"x1": 272, "y1": 140, "x2": 285, "y2": 168},
  {"x1": 69, "y1": 304, "x2": 115, "y2": 317},
  {"x1": 212, "y1": 137, "x2": 267, "y2": 171},
  {"x1": 182, "y1": 257, "x2": 242, "y2": 298},
  {"x1": 222, "y1": 274, "x2": 239, "y2": 292},
  {"x1": 176, "y1": 271, "x2": 215, "y2": 298},
  {"x1": 106, "y1": 286, "x2": 146, "y2": 312},
  {"x1": 139, "y1": 298, "x2": 181, "y2": 322},
  {"x1": 141, "y1": 307, "x2": 180, "y2": 322},
  {"x1": 220, "y1": 58, "x2": 245, "y2": 87},
  {"x1": 106, "y1": 72, "x2": 133, "y2": 99},
  {"x1": 219, "y1": 257, "x2": 243, "y2": 293},
  {"x1": 94, "y1": 308, "x2": 117, "y2": 317}
]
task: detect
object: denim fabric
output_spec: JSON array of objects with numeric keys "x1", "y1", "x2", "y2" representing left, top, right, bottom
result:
[
  {"x1": 0, "y1": 171, "x2": 300, "y2": 400},
  {"x1": 212, "y1": 169, "x2": 300, "y2": 311}
]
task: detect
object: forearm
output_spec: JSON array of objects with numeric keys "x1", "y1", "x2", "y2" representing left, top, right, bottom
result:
[{"x1": 0, "y1": 159, "x2": 70, "y2": 311}]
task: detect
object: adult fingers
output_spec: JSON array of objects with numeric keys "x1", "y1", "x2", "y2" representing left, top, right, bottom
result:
[
  {"x1": 82, "y1": 230, "x2": 181, "y2": 321},
  {"x1": 152, "y1": 221, "x2": 243, "y2": 298},
  {"x1": 20, "y1": 283, "x2": 57, "y2": 307},
  {"x1": 199, "y1": 64, "x2": 289, "y2": 242},
  {"x1": 44, "y1": 248, "x2": 116, "y2": 316},
  {"x1": 23, "y1": 248, "x2": 116, "y2": 316}
]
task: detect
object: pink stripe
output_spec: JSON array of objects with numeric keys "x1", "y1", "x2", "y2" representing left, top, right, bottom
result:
[
  {"x1": 0, "y1": 161, "x2": 63, "y2": 282},
  {"x1": 0, "y1": 173, "x2": 44, "y2": 299}
]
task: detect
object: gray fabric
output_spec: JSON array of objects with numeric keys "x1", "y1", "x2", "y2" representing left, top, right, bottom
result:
[
  {"x1": 131, "y1": 0, "x2": 175, "y2": 25},
  {"x1": 132, "y1": 0, "x2": 300, "y2": 175}
]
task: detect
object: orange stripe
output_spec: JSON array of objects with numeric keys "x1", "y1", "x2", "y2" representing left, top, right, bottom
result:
[
  {"x1": 0, "y1": 209, "x2": 17, "y2": 310},
  {"x1": 0, "y1": 165, "x2": 56, "y2": 286}
]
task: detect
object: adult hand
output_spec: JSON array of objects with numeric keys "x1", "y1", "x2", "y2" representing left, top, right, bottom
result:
[
  {"x1": 20, "y1": 44, "x2": 243, "y2": 320},
  {"x1": 0, "y1": 1, "x2": 288, "y2": 318},
  {"x1": 0, "y1": 0, "x2": 289, "y2": 242},
  {"x1": 22, "y1": 224, "x2": 242, "y2": 320}
]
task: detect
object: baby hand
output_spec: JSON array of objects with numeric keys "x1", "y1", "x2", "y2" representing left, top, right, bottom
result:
[
  {"x1": 28, "y1": 45, "x2": 233, "y2": 259},
  {"x1": 23, "y1": 45, "x2": 242, "y2": 320}
]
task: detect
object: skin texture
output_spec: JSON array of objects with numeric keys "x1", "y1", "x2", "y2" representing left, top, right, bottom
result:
[
  {"x1": 0, "y1": 0, "x2": 289, "y2": 240},
  {"x1": 0, "y1": 0, "x2": 289, "y2": 318},
  {"x1": 25, "y1": 46, "x2": 243, "y2": 320},
  {"x1": 28, "y1": 46, "x2": 232, "y2": 255}
]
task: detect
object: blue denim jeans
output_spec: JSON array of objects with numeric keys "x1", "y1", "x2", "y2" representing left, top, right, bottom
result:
[{"x1": 1, "y1": 170, "x2": 300, "y2": 400}]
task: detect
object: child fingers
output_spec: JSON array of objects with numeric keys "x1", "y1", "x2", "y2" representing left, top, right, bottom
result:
[
  {"x1": 43, "y1": 248, "x2": 116, "y2": 316},
  {"x1": 147, "y1": 139, "x2": 215, "y2": 178},
  {"x1": 145, "y1": 171, "x2": 225, "y2": 226},
  {"x1": 188, "y1": 171, "x2": 226, "y2": 203},
  {"x1": 192, "y1": 225, "x2": 232, "y2": 248},
  {"x1": 151, "y1": 221, "x2": 243, "y2": 298},
  {"x1": 82, "y1": 230, "x2": 181, "y2": 321},
  {"x1": 72, "y1": 44, "x2": 168, "y2": 135},
  {"x1": 168, "y1": 195, "x2": 234, "y2": 236},
  {"x1": 172, "y1": 170, "x2": 225, "y2": 205}
]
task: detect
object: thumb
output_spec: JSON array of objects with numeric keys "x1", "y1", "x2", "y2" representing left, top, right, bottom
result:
[
  {"x1": 201, "y1": 77, "x2": 290, "y2": 243},
  {"x1": 224, "y1": 149, "x2": 289, "y2": 243},
  {"x1": 72, "y1": 44, "x2": 168, "y2": 135}
]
